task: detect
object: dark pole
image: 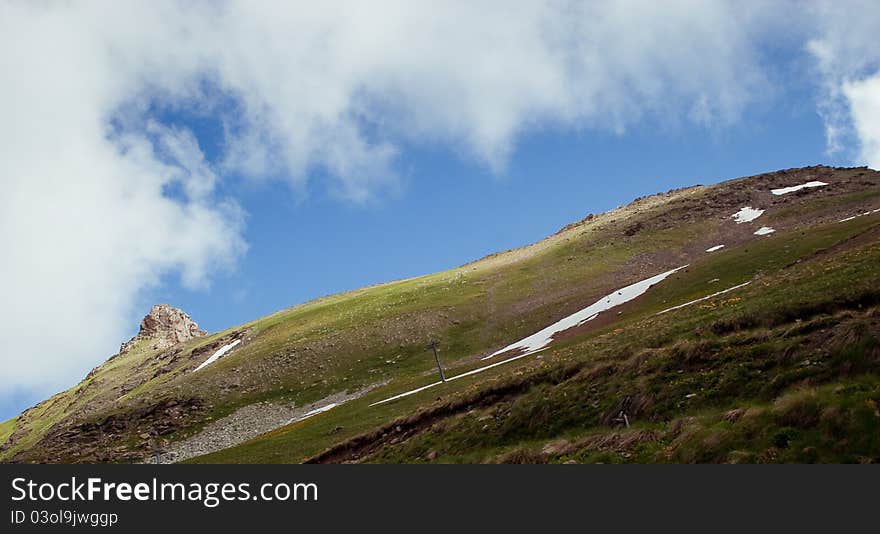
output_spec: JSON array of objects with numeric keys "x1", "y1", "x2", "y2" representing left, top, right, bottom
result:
[{"x1": 428, "y1": 339, "x2": 446, "y2": 381}]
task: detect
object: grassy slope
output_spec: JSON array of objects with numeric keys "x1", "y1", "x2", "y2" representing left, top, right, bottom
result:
[
  {"x1": 192, "y1": 189, "x2": 880, "y2": 463},
  {"x1": 10, "y1": 180, "x2": 705, "y2": 462},
  {"x1": 5, "y1": 165, "x2": 880, "y2": 463},
  {"x1": 0, "y1": 323, "x2": 246, "y2": 461},
  {"x1": 352, "y1": 218, "x2": 880, "y2": 464},
  {"x1": 0, "y1": 417, "x2": 16, "y2": 447}
]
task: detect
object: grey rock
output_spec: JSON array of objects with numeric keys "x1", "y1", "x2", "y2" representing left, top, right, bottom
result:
[{"x1": 120, "y1": 304, "x2": 206, "y2": 353}]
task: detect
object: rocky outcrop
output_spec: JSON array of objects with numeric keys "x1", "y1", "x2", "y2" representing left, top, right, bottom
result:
[
  {"x1": 152, "y1": 383, "x2": 386, "y2": 464},
  {"x1": 120, "y1": 304, "x2": 207, "y2": 353}
]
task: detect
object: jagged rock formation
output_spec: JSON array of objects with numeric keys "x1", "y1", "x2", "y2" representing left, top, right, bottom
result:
[{"x1": 120, "y1": 304, "x2": 206, "y2": 353}]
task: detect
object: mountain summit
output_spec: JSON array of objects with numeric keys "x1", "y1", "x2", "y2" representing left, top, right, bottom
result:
[{"x1": 121, "y1": 304, "x2": 206, "y2": 353}]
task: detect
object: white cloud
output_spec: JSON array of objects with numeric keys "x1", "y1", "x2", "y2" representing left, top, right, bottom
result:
[
  {"x1": 843, "y1": 76, "x2": 880, "y2": 169},
  {"x1": 72, "y1": 0, "x2": 779, "y2": 188},
  {"x1": 0, "y1": 1, "x2": 246, "y2": 401},
  {"x1": 1, "y1": 1, "x2": 877, "y2": 404},
  {"x1": 806, "y1": 0, "x2": 880, "y2": 168}
]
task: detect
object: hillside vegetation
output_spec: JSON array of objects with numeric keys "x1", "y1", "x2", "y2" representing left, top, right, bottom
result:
[{"x1": 2, "y1": 165, "x2": 879, "y2": 464}]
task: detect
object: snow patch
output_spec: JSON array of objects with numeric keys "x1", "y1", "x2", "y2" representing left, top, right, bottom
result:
[
  {"x1": 370, "y1": 349, "x2": 542, "y2": 407},
  {"x1": 839, "y1": 208, "x2": 880, "y2": 223},
  {"x1": 374, "y1": 272, "x2": 761, "y2": 407},
  {"x1": 770, "y1": 181, "x2": 828, "y2": 196},
  {"x1": 705, "y1": 245, "x2": 725, "y2": 252},
  {"x1": 656, "y1": 281, "x2": 751, "y2": 315},
  {"x1": 754, "y1": 226, "x2": 775, "y2": 235},
  {"x1": 287, "y1": 403, "x2": 338, "y2": 424},
  {"x1": 193, "y1": 339, "x2": 242, "y2": 372},
  {"x1": 482, "y1": 266, "x2": 687, "y2": 361},
  {"x1": 369, "y1": 381, "x2": 444, "y2": 407},
  {"x1": 732, "y1": 207, "x2": 764, "y2": 224}
]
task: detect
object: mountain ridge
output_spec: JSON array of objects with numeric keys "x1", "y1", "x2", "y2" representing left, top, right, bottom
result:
[{"x1": 3, "y1": 164, "x2": 880, "y2": 464}]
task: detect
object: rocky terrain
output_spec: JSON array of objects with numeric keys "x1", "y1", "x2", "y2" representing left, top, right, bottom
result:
[
  {"x1": 120, "y1": 304, "x2": 207, "y2": 353},
  {"x1": 151, "y1": 384, "x2": 384, "y2": 464}
]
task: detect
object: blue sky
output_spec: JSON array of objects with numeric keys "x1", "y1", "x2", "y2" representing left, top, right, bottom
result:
[
  {"x1": 2, "y1": 1, "x2": 879, "y2": 421},
  {"x1": 142, "y1": 98, "x2": 836, "y2": 340}
]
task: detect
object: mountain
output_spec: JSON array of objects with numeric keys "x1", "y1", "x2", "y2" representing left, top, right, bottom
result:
[{"x1": 2, "y1": 165, "x2": 879, "y2": 464}]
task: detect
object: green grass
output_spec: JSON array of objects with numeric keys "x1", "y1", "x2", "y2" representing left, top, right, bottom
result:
[
  {"x1": 190, "y1": 211, "x2": 880, "y2": 463},
  {"x1": 173, "y1": 193, "x2": 724, "y2": 426},
  {"x1": 0, "y1": 393, "x2": 73, "y2": 460},
  {"x1": 360, "y1": 244, "x2": 880, "y2": 463},
  {"x1": 0, "y1": 417, "x2": 17, "y2": 448},
  {"x1": 7, "y1": 165, "x2": 879, "y2": 464}
]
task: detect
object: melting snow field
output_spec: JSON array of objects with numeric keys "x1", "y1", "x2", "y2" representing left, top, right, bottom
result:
[
  {"x1": 482, "y1": 266, "x2": 687, "y2": 361},
  {"x1": 732, "y1": 207, "x2": 765, "y2": 224},
  {"x1": 193, "y1": 339, "x2": 242, "y2": 372},
  {"x1": 705, "y1": 245, "x2": 725, "y2": 252},
  {"x1": 656, "y1": 281, "x2": 752, "y2": 315},
  {"x1": 754, "y1": 226, "x2": 775, "y2": 235},
  {"x1": 771, "y1": 181, "x2": 828, "y2": 196},
  {"x1": 370, "y1": 266, "x2": 689, "y2": 407}
]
